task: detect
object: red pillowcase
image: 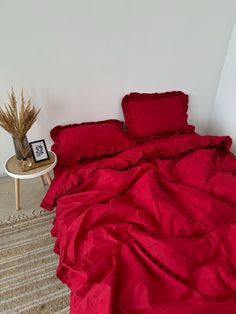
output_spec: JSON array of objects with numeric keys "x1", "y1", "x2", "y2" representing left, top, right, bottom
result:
[
  {"x1": 51, "y1": 120, "x2": 135, "y2": 165},
  {"x1": 121, "y1": 91, "x2": 195, "y2": 139}
]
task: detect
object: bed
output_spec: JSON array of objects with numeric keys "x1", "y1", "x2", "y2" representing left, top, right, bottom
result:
[{"x1": 41, "y1": 92, "x2": 236, "y2": 313}]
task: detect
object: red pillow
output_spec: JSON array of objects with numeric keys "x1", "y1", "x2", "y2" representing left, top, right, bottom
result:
[
  {"x1": 50, "y1": 120, "x2": 135, "y2": 165},
  {"x1": 121, "y1": 91, "x2": 195, "y2": 139}
]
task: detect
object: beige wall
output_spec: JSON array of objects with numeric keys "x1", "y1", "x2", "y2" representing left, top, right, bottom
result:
[{"x1": 1, "y1": 0, "x2": 236, "y2": 175}]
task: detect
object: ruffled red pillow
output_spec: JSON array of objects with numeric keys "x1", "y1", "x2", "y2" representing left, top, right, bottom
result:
[
  {"x1": 51, "y1": 120, "x2": 135, "y2": 165},
  {"x1": 121, "y1": 91, "x2": 195, "y2": 139}
]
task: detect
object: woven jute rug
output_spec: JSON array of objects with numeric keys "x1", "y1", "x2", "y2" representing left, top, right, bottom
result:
[{"x1": 0, "y1": 210, "x2": 70, "y2": 314}]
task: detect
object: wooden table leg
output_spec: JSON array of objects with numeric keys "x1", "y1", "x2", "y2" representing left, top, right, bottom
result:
[
  {"x1": 15, "y1": 178, "x2": 20, "y2": 210},
  {"x1": 45, "y1": 173, "x2": 51, "y2": 185},
  {"x1": 40, "y1": 175, "x2": 46, "y2": 186}
]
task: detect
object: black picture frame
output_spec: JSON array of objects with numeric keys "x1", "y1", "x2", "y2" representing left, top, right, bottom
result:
[{"x1": 29, "y1": 139, "x2": 49, "y2": 163}]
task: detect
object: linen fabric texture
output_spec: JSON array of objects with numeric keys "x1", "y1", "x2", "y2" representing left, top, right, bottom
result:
[
  {"x1": 121, "y1": 91, "x2": 195, "y2": 139},
  {"x1": 41, "y1": 133, "x2": 236, "y2": 313},
  {"x1": 50, "y1": 119, "x2": 135, "y2": 165}
]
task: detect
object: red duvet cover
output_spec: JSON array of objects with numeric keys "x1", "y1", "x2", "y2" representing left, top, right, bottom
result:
[{"x1": 41, "y1": 133, "x2": 236, "y2": 314}]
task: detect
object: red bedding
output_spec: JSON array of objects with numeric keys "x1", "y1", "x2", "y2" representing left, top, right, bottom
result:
[{"x1": 41, "y1": 133, "x2": 236, "y2": 314}]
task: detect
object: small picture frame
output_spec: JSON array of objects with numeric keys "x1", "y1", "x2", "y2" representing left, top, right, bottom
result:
[{"x1": 30, "y1": 139, "x2": 49, "y2": 163}]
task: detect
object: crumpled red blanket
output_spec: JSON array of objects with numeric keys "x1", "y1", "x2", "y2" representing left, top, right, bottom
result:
[{"x1": 41, "y1": 133, "x2": 236, "y2": 314}]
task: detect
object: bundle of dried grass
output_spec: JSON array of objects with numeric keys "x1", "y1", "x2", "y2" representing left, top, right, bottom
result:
[
  {"x1": 17, "y1": 140, "x2": 32, "y2": 159},
  {"x1": 0, "y1": 87, "x2": 40, "y2": 139}
]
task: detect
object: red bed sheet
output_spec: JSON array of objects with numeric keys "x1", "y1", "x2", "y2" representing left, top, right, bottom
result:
[{"x1": 41, "y1": 133, "x2": 236, "y2": 313}]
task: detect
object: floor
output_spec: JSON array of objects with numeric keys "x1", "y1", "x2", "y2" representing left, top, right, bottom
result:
[{"x1": 0, "y1": 175, "x2": 51, "y2": 222}]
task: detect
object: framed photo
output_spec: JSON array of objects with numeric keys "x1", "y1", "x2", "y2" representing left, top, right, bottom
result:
[{"x1": 30, "y1": 139, "x2": 49, "y2": 163}]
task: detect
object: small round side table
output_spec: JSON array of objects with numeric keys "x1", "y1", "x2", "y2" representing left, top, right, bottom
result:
[{"x1": 4, "y1": 151, "x2": 57, "y2": 210}]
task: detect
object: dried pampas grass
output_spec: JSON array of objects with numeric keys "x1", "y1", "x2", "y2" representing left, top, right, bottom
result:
[{"x1": 0, "y1": 87, "x2": 40, "y2": 138}]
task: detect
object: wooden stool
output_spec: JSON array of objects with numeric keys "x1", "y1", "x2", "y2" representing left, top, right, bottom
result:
[{"x1": 4, "y1": 152, "x2": 57, "y2": 210}]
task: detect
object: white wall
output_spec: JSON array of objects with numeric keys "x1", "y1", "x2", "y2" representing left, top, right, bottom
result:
[
  {"x1": 1, "y1": 0, "x2": 236, "y2": 175},
  {"x1": 208, "y1": 18, "x2": 236, "y2": 152}
]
